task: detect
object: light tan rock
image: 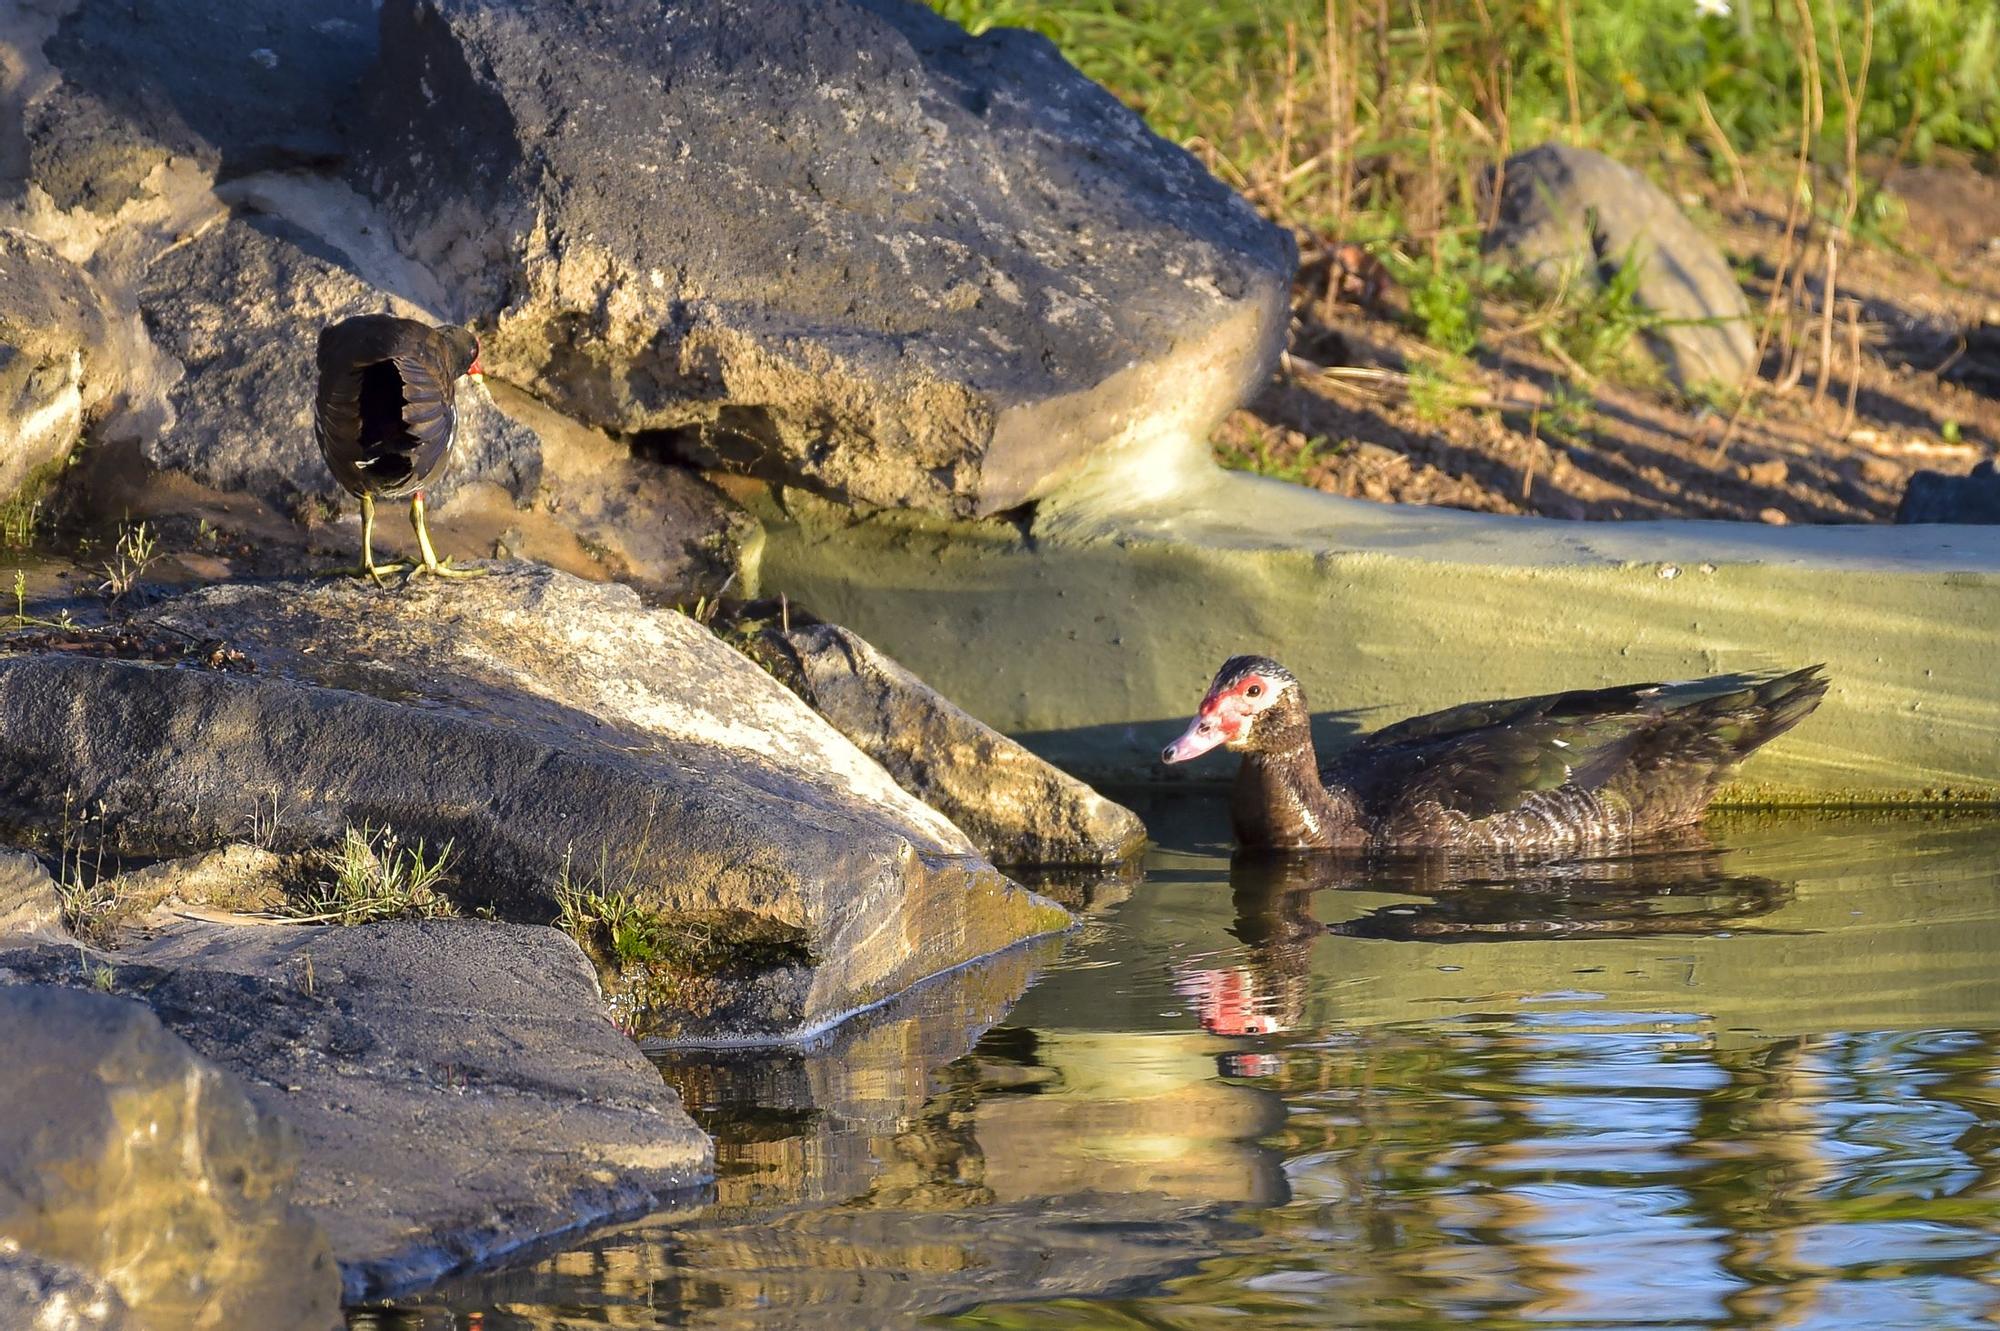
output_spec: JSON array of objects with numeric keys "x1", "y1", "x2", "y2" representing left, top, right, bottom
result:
[
  {"x1": 759, "y1": 620, "x2": 1145, "y2": 865},
  {"x1": 0, "y1": 985, "x2": 342, "y2": 1329}
]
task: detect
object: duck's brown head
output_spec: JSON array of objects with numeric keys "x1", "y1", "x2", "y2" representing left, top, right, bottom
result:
[{"x1": 1162, "y1": 655, "x2": 1304, "y2": 764}]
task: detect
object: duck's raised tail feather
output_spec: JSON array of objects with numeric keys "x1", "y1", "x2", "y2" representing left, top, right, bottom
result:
[
  {"x1": 1609, "y1": 664, "x2": 1829, "y2": 831},
  {"x1": 1707, "y1": 664, "x2": 1830, "y2": 761}
]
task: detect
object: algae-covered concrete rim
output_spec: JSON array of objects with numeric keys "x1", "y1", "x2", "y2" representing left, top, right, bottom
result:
[{"x1": 751, "y1": 465, "x2": 2000, "y2": 804}]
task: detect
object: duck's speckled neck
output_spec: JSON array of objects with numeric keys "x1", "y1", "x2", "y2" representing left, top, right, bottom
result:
[{"x1": 1229, "y1": 708, "x2": 1365, "y2": 850}]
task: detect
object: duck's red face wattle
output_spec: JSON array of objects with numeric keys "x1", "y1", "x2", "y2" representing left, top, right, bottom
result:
[{"x1": 1162, "y1": 670, "x2": 1281, "y2": 763}]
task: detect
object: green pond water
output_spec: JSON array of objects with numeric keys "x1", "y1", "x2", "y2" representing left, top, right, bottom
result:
[{"x1": 357, "y1": 796, "x2": 2000, "y2": 1329}]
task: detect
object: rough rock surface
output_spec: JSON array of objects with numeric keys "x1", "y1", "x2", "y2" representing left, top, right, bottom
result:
[
  {"x1": 483, "y1": 380, "x2": 762, "y2": 599},
  {"x1": 0, "y1": 917, "x2": 711, "y2": 1302},
  {"x1": 759, "y1": 620, "x2": 1145, "y2": 865},
  {"x1": 0, "y1": 566, "x2": 1067, "y2": 1042},
  {"x1": 1896, "y1": 460, "x2": 2000, "y2": 524},
  {"x1": 353, "y1": 0, "x2": 1293, "y2": 516},
  {"x1": 138, "y1": 212, "x2": 541, "y2": 510},
  {"x1": 1485, "y1": 142, "x2": 1756, "y2": 389},
  {"x1": 0, "y1": 1241, "x2": 134, "y2": 1331},
  {"x1": 0, "y1": 849, "x2": 61, "y2": 937},
  {"x1": 18, "y1": 0, "x2": 378, "y2": 215},
  {"x1": 0, "y1": 984, "x2": 343, "y2": 1329},
  {"x1": 0, "y1": 230, "x2": 113, "y2": 500}
]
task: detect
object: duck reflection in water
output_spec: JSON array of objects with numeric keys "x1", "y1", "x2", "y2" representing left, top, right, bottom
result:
[{"x1": 1175, "y1": 841, "x2": 1795, "y2": 1039}]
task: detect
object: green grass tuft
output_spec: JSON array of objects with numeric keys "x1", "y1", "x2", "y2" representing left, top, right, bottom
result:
[{"x1": 278, "y1": 823, "x2": 459, "y2": 925}]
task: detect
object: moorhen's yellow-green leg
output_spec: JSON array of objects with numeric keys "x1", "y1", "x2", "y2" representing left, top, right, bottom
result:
[
  {"x1": 355, "y1": 493, "x2": 407, "y2": 585},
  {"x1": 405, "y1": 491, "x2": 483, "y2": 580}
]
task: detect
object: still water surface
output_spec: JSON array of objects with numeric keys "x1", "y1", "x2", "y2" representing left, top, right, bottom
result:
[{"x1": 362, "y1": 796, "x2": 2000, "y2": 1329}]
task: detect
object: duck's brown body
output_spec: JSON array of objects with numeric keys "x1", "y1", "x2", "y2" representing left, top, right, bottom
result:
[{"x1": 1167, "y1": 658, "x2": 1828, "y2": 853}]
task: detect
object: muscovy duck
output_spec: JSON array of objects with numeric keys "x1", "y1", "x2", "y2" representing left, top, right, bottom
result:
[
  {"x1": 315, "y1": 314, "x2": 485, "y2": 583},
  {"x1": 1163, "y1": 656, "x2": 1827, "y2": 852}
]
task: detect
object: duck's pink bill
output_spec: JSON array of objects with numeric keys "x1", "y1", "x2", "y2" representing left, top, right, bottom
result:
[{"x1": 1162, "y1": 716, "x2": 1224, "y2": 764}]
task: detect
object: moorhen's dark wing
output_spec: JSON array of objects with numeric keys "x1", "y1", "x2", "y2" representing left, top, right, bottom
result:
[
  {"x1": 1331, "y1": 667, "x2": 1828, "y2": 841},
  {"x1": 315, "y1": 315, "x2": 461, "y2": 500}
]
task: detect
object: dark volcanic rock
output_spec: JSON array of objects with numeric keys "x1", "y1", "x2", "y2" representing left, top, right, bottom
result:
[
  {"x1": 352, "y1": 0, "x2": 1293, "y2": 516},
  {"x1": 0, "y1": 566, "x2": 1066, "y2": 1043},
  {"x1": 0, "y1": 229, "x2": 114, "y2": 500},
  {"x1": 1896, "y1": 460, "x2": 2000, "y2": 523},
  {"x1": 0, "y1": 984, "x2": 342, "y2": 1328},
  {"x1": 1486, "y1": 142, "x2": 1756, "y2": 390},
  {"x1": 1941, "y1": 323, "x2": 2000, "y2": 397},
  {"x1": 138, "y1": 212, "x2": 541, "y2": 510},
  {"x1": 759, "y1": 620, "x2": 1146, "y2": 865},
  {"x1": 20, "y1": 0, "x2": 377, "y2": 213},
  {"x1": 0, "y1": 918, "x2": 711, "y2": 1302}
]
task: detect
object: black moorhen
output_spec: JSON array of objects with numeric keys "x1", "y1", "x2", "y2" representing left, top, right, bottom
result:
[
  {"x1": 314, "y1": 314, "x2": 485, "y2": 582},
  {"x1": 1163, "y1": 656, "x2": 1828, "y2": 852}
]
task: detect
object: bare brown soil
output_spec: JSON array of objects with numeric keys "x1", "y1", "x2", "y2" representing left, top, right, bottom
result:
[{"x1": 1219, "y1": 160, "x2": 2000, "y2": 523}]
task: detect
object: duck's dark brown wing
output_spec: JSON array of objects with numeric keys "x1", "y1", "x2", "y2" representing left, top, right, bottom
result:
[
  {"x1": 1332, "y1": 667, "x2": 1828, "y2": 844},
  {"x1": 315, "y1": 315, "x2": 459, "y2": 500}
]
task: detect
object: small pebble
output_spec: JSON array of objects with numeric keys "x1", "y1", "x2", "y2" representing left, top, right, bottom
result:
[
  {"x1": 1758, "y1": 507, "x2": 1789, "y2": 525},
  {"x1": 1744, "y1": 459, "x2": 1788, "y2": 487}
]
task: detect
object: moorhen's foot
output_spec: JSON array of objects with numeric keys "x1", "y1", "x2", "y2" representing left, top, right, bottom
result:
[
  {"x1": 322, "y1": 560, "x2": 411, "y2": 586},
  {"x1": 401, "y1": 558, "x2": 486, "y2": 583}
]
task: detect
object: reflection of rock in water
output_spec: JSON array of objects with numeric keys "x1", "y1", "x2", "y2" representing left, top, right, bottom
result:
[
  {"x1": 1010, "y1": 858, "x2": 1142, "y2": 914},
  {"x1": 1176, "y1": 846, "x2": 1796, "y2": 1036},
  {"x1": 657, "y1": 938, "x2": 1055, "y2": 1211},
  {"x1": 437, "y1": 1193, "x2": 1246, "y2": 1331},
  {"x1": 405, "y1": 929, "x2": 1290, "y2": 1328}
]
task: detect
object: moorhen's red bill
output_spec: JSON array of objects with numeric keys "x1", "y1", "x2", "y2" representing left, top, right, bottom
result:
[
  {"x1": 1163, "y1": 656, "x2": 1828, "y2": 852},
  {"x1": 314, "y1": 314, "x2": 485, "y2": 583}
]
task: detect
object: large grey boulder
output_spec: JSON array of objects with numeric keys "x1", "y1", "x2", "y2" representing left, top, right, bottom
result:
[
  {"x1": 757, "y1": 620, "x2": 1146, "y2": 865},
  {"x1": 0, "y1": 230, "x2": 113, "y2": 501},
  {"x1": 1485, "y1": 142, "x2": 1756, "y2": 389},
  {"x1": 0, "y1": 566, "x2": 1066, "y2": 1042},
  {"x1": 138, "y1": 212, "x2": 540, "y2": 511},
  {"x1": 0, "y1": 984, "x2": 343, "y2": 1329},
  {"x1": 352, "y1": 0, "x2": 1293, "y2": 516},
  {"x1": 16, "y1": 0, "x2": 378, "y2": 216},
  {"x1": 0, "y1": 917, "x2": 711, "y2": 1301}
]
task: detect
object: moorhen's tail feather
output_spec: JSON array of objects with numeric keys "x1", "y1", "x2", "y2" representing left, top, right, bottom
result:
[{"x1": 314, "y1": 315, "x2": 472, "y2": 501}]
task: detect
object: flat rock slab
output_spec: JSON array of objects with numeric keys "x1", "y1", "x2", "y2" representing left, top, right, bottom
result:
[
  {"x1": 0, "y1": 918, "x2": 710, "y2": 1303},
  {"x1": 758, "y1": 620, "x2": 1145, "y2": 865},
  {"x1": 353, "y1": 0, "x2": 1292, "y2": 516},
  {"x1": 0, "y1": 983, "x2": 343, "y2": 1328},
  {"x1": 0, "y1": 565, "x2": 1066, "y2": 1041},
  {"x1": 1486, "y1": 142, "x2": 1756, "y2": 390}
]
